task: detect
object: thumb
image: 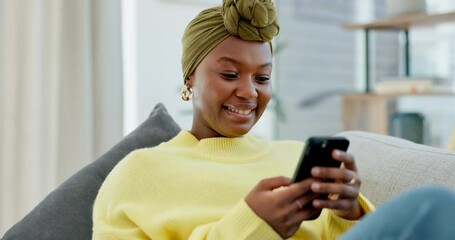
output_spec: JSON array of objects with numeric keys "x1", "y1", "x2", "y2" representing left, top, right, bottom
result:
[{"x1": 256, "y1": 176, "x2": 292, "y2": 191}]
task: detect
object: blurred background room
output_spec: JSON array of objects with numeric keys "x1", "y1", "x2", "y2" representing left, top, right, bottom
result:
[{"x1": 1, "y1": 0, "x2": 455, "y2": 235}]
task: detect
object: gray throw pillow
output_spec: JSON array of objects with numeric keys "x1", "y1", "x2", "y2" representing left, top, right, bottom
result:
[{"x1": 2, "y1": 103, "x2": 181, "y2": 240}]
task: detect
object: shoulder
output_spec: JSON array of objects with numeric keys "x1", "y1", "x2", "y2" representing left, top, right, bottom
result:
[
  {"x1": 113, "y1": 143, "x2": 175, "y2": 172},
  {"x1": 101, "y1": 144, "x2": 172, "y2": 185}
]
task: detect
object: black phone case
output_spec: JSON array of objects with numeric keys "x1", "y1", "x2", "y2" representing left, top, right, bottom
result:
[
  {"x1": 292, "y1": 136, "x2": 350, "y2": 220},
  {"x1": 292, "y1": 136, "x2": 349, "y2": 183}
]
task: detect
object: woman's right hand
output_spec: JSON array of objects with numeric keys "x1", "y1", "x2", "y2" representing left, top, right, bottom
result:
[{"x1": 244, "y1": 176, "x2": 320, "y2": 238}]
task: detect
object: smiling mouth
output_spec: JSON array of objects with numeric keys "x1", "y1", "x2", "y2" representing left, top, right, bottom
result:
[
  {"x1": 226, "y1": 106, "x2": 252, "y2": 115},
  {"x1": 223, "y1": 103, "x2": 257, "y2": 116}
]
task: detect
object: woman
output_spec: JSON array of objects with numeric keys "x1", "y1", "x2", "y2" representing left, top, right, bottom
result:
[{"x1": 92, "y1": 0, "x2": 372, "y2": 239}]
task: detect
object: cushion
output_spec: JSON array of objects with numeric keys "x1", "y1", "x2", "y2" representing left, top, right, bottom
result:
[
  {"x1": 2, "y1": 103, "x2": 181, "y2": 240},
  {"x1": 337, "y1": 131, "x2": 455, "y2": 206}
]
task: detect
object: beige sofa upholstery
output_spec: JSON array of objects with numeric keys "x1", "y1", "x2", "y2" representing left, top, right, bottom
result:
[{"x1": 338, "y1": 131, "x2": 455, "y2": 206}]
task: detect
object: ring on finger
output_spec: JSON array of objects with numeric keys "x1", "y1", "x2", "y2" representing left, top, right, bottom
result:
[
  {"x1": 328, "y1": 193, "x2": 339, "y2": 201},
  {"x1": 295, "y1": 200, "x2": 303, "y2": 210},
  {"x1": 347, "y1": 175, "x2": 356, "y2": 185}
]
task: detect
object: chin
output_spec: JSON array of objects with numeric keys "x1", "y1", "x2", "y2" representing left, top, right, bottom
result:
[
  {"x1": 216, "y1": 118, "x2": 258, "y2": 137},
  {"x1": 223, "y1": 126, "x2": 253, "y2": 138}
]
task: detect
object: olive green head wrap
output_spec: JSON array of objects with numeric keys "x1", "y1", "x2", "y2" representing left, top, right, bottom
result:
[{"x1": 181, "y1": 0, "x2": 280, "y2": 81}]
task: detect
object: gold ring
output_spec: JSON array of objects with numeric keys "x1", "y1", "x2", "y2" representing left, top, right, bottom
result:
[
  {"x1": 328, "y1": 193, "x2": 339, "y2": 201},
  {"x1": 348, "y1": 175, "x2": 356, "y2": 185},
  {"x1": 296, "y1": 200, "x2": 303, "y2": 210}
]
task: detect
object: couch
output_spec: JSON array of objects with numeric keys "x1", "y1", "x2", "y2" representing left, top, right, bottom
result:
[
  {"x1": 337, "y1": 131, "x2": 455, "y2": 205},
  {"x1": 2, "y1": 103, "x2": 455, "y2": 240}
]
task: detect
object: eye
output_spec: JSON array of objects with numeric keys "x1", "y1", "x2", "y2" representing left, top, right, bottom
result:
[
  {"x1": 256, "y1": 75, "x2": 271, "y2": 83},
  {"x1": 221, "y1": 73, "x2": 239, "y2": 80}
]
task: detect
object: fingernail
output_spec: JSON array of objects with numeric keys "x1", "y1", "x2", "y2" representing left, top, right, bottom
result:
[
  {"x1": 334, "y1": 149, "x2": 342, "y2": 157},
  {"x1": 313, "y1": 200, "x2": 321, "y2": 207},
  {"x1": 311, "y1": 167, "x2": 320, "y2": 176},
  {"x1": 311, "y1": 183, "x2": 320, "y2": 191}
]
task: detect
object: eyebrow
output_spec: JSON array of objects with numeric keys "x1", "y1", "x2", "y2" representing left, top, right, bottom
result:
[{"x1": 216, "y1": 57, "x2": 273, "y2": 69}]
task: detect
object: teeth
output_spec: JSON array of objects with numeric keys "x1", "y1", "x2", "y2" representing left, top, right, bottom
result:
[{"x1": 226, "y1": 106, "x2": 252, "y2": 115}]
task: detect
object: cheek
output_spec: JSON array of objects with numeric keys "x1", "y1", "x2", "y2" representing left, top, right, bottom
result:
[
  {"x1": 194, "y1": 82, "x2": 219, "y2": 108},
  {"x1": 259, "y1": 85, "x2": 273, "y2": 104}
]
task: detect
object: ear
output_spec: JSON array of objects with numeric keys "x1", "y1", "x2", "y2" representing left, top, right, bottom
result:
[{"x1": 186, "y1": 74, "x2": 194, "y2": 87}]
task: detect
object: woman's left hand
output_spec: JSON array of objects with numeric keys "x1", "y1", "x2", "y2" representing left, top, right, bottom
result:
[{"x1": 309, "y1": 149, "x2": 363, "y2": 220}]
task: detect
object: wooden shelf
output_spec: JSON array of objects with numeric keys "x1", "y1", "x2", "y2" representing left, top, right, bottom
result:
[
  {"x1": 343, "y1": 11, "x2": 455, "y2": 30},
  {"x1": 341, "y1": 93, "x2": 455, "y2": 135}
]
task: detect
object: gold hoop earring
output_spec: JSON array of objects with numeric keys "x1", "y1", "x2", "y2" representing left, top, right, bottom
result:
[{"x1": 181, "y1": 84, "x2": 193, "y2": 101}]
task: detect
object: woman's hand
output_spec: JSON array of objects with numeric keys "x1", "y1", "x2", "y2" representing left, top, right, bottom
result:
[
  {"x1": 244, "y1": 150, "x2": 362, "y2": 238},
  {"x1": 244, "y1": 176, "x2": 320, "y2": 238},
  {"x1": 310, "y1": 150, "x2": 363, "y2": 220}
]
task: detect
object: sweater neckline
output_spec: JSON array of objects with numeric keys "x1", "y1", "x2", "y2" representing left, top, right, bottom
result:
[{"x1": 168, "y1": 130, "x2": 270, "y2": 162}]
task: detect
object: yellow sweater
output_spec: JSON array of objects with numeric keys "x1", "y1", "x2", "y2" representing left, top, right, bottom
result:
[{"x1": 93, "y1": 131, "x2": 373, "y2": 240}]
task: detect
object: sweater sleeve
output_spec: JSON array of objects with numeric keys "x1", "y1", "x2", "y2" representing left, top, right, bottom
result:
[
  {"x1": 319, "y1": 193, "x2": 375, "y2": 239},
  {"x1": 93, "y1": 149, "x2": 281, "y2": 240},
  {"x1": 93, "y1": 198, "x2": 280, "y2": 240},
  {"x1": 189, "y1": 200, "x2": 281, "y2": 240},
  {"x1": 92, "y1": 152, "x2": 150, "y2": 240}
]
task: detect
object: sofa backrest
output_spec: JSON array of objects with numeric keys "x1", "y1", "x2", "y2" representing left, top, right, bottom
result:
[{"x1": 338, "y1": 131, "x2": 455, "y2": 206}]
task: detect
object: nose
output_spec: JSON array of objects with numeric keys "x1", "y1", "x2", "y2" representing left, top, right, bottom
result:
[{"x1": 236, "y1": 77, "x2": 258, "y2": 99}]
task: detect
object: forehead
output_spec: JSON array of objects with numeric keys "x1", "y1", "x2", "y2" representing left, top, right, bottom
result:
[{"x1": 204, "y1": 36, "x2": 272, "y2": 65}]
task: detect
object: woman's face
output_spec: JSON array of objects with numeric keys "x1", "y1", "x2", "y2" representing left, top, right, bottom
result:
[{"x1": 189, "y1": 35, "x2": 273, "y2": 139}]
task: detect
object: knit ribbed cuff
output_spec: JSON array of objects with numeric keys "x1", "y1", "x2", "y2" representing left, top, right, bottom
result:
[
  {"x1": 324, "y1": 193, "x2": 376, "y2": 239},
  {"x1": 215, "y1": 199, "x2": 281, "y2": 240}
]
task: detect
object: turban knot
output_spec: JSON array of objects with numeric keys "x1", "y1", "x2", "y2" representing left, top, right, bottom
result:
[
  {"x1": 222, "y1": 0, "x2": 279, "y2": 42},
  {"x1": 181, "y1": 0, "x2": 279, "y2": 81}
]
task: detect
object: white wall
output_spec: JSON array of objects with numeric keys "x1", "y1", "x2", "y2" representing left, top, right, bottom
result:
[{"x1": 124, "y1": 0, "x2": 202, "y2": 134}]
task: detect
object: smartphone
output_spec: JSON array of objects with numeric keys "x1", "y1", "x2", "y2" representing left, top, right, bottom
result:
[
  {"x1": 292, "y1": 136, "x2": 350, "y2": 183},
  {"x1": 292, "y1": 136, "x2": 350, "y2": 220}
]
